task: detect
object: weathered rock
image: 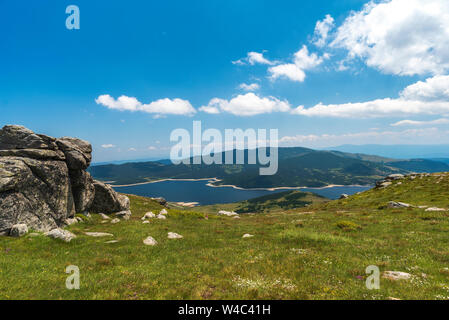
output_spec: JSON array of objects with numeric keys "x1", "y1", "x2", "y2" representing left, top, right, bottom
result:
[
  {"x1": 159, "y1": 209, "x2": 168, "y2": 215},
  {"x1": 110, "y1": 218, "x2": 120, "y2": 224},
  {"x1": 382, "y1": 271, "x2": 412, "y2": 281},
  {"x1": 105, "y1": 240, "x2": 119, "y2": 244},
  {"x1": 0, "y1": 149, "x2": 65, "y2": 161},
  {"x1": 115, "y1": 210, "x2": 131, "y2": 220},
  {"x1": 143, "y1": 236, "x2": 158, "y2": 246},
  {"x1": 242, "y1": 234, "x2": 254, "y2": 238},
  {"x1": 157, "y1": 214, "x2": 167, "y2": 220},
  {"x1": 339, "y1": 194, "x2": 349, "y2": 199},
  {"x1": 0, "y1": 156, "x2": 75, "y2": 233},
  {"x1": 45, "y1": 228, "x2": 76, "y2": 242},
  {"x1": 99, "y1": 213, "x2": 110, "y2": 220},
  {"x1": 84, "y1": 232, "x2": 113, "y2": 237},
  {"x1": 9, "y1": 224, "x2": 28, "y2": 237},
  {"x1": 387, "y1": 201, "x2": 411, "y2": 208},
  {"x1": 142, "y1": 212, "x2": 156, "y2": 220},
  {"x1": 0, "y1": 125, "x2": 58, "y2": 150},
  {"x1": 425, "y1": 207, "x2": 446, "y2": 212},
  {"x1": 167, "y1": 232, "x2": 183, "y2": 239},
  {"x1": 69, "y1": 170, "x2": 95, "y2": 213},
  {"x1": 56, "y1": 137, "x2": 92, "y2": 170},
  {"x1": 142, "y1": 221, "x2": 150, "y2": 224},
  {"x1": 218, "y1": 210, "x2": 238, "y2": 217},
  {"x1": 64, "y1": 218, "x2": 78, "y2": 226},
  {"x1": 90, "y1": 180, "x2": 130, "y2": 214}
]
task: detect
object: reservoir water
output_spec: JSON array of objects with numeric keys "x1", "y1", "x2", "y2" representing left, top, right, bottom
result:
[{"x1": 113, "y1": 179, "x2": 372, "y2": 205}]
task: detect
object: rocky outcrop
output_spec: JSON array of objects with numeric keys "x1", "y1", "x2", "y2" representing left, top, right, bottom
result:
[
  {"x1": 0, "y1": 125, "x2": 130, "y2": 235},
  {"x1": 90, "y1": 180, "x2": 130, "y2": 214}
]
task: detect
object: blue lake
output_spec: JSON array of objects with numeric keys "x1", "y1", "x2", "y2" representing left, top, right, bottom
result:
[{"x1": 113, "y1": 180, "x2": 372, "y2": 205}]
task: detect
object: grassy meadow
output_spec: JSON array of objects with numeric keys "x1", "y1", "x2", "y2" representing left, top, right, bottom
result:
[{"x1": 0, "y1": 173, "x2": 449, "y2": 300}]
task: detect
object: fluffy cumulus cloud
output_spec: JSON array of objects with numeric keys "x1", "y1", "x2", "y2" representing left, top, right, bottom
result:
[
  {"x1": 239, "y1": 83, "x2": 260, "y2": 91},
  {"x1": 269, "y1": 46, "x2": 325, "y2": 82},
  {"x1": 199, "y1": 93, "x2": 290, "y2": 116},
  {"x1": 279, "y1": 127, "x2": 449, "y2": 148},
  {"x1": 312, "y1": 14, "x2": 335, "y2": 47},
  {"x1": 292, "y1": 75, "x2": 449, "y2": 118},
  {"x1": 331, "y1": 0, "x2": 449, "y2": 76},
  {"x1": 232, "y1": 51, "x2": 274, "y2": 66},
  {"x1": 95, "y1": 95, "x2": 196, "y2": 116}
]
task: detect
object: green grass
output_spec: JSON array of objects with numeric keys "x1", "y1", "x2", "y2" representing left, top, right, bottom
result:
[{"x1": 1, "y1": 174, "x2": 449, "y2": 300}]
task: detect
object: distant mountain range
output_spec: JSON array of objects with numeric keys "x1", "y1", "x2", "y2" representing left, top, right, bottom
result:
[
  {"x1": 89, "y1": 147, "x2": 449, "y2": 188},
  {"x1": 323, "y1": 144, "x2": 449, "y2": 159}
]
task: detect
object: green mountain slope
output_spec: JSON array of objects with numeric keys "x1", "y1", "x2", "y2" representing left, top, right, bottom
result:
[{"x1": 89, "y1": 147, "x2": 449, "y2": 188}]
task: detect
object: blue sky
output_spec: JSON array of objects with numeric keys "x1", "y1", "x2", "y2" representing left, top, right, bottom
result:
[{"x1": 2, "y1": 0, "x2": 449, "y2": 162}]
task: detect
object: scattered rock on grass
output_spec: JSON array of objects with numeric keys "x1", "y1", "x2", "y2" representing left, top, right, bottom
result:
[
  {"x1": 84, "y1": 232, "x2": 113, "y2": 237},
  {"x1": 339, "y1": 194, "x2": 349, "y2": 199},
  {"x1": 64, "y1": 218, "x2": 78, "y2": 226},
  {"x1": 157, "y1": 214, "x2": 167, "y2": 220},
  {"x1": 110, "y1": 218, "x2": 120, "y2": 224},
  {"x1": 143, "y1": 236, "x2": 158, "y2": 246},
  {"x1": 168, "y1": 232, "x2": 183, "y2": 239},
  {"x1": 425, "y1": 207, "x2": 446, "y2": 212},
  {"x1": 387, "y1": 201, "x2": 411, "y2": 208},
  {"x1": 142, "y1": 221, "x2": 150, "y2": 224},
  {"x1": 242, "y1": 234, "x2": 254, "y2": 238},
  {"x1": 99, "y1": 213, "x2": 110, "y2": 220},
  {"x1": 159, "y1": 209, "x2": 168, "y2": 215},
  {"x1": 382, "y1": 271, "x2": 412, "y2": 281},
  {"x1": 9, "y1": 224, "x2": 28, "y2": 237},
  {"x1": 142, "y1": 212, "x2": 156, "y2": 220},
  {"x1": 218, "y1": 210, "x2": 238, "y2": 217},
  {"x1": 115, "y1": 210, "x2": 131, "y2": 220},
  {"x1": 105, "y1": 240, "x2": 119, "y2": 244},
  {"x1": 45, "y1": 228, "x2": 76, "y2": 242}
]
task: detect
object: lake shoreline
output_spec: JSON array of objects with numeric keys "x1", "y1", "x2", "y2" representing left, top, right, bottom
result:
[{"x1": 111, "y1": 177, "x2": 372, "y2": 192}]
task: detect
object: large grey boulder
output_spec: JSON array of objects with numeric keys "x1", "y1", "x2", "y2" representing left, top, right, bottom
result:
[
  {"x1": 90, "y1": 180, "x2": 130, "y2": 214},
  {"x1": 56, "y1": 137, "x2": 92, "y2": 170},
  {"x1": 0, "y1": 125, "x2": 128, "y2": 235},
  {"x1": 0, "y1": 157, "x2": 75, "y2": 233}
]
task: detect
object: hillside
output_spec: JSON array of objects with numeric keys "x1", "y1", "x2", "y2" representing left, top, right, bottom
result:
[
  {"x1": 87, "y1": 147, "x2": 446, "y2": 188},
  {"x1": 1, "y1": 173, "x2": 448, "y2": 300}
]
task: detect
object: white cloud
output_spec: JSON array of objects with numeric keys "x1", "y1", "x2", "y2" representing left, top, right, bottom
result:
[
  {"x1": 312, "y1": 14, "x2": 335, "y2": 47},
  {"x1": 232, "y1": 51, "x2": 274, "y2": 66},
  {"x1": 292, "y1": 75, "x2": 449, "y2": 118},
  {"x1": 95, "y1": 95, "x2": 196, "y2": 116},
  {"x1": 391, "y1": 118, "x2": 449, "y2": 127},
  {"x1": 269, "y1": 46, "x2": 325, "y2": 82},
  {"x1": 200, "y1": 93, "x2": 291, "y2": 116},
  {"x1": 101, "y1": 144, "x2": 116, "y2": 149},
  {"x1": 148, "y1": 146, "x2": 157, "y2": 151},
  {"x1": 280, "y1": 127, "x2": 448, "y2": 148},
  {"x1": 331, "y1": 0, "x2": 449, "y2": 76},
  {"x1": 128, "y1": 148, "x2": 137, "y2": 152},
  {"x1": 239, "y1": 83, "x2": 260, "y2": 91},
  {"x1": 400, "y1": 75, "x2": 449, "y2": 101}
]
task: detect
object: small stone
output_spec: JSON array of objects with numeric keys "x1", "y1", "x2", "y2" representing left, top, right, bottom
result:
[
  {"x1": 387, "y1": 174, "x2": 405, "y2": 180},
  {"x1": 143, "y1": 236, "x2": 158, "y2": 246},
  {"x1": 105, "y1": 240, "x2": 119, "y2": 244},
  {"x1": 339, "y1": 194, "x2": 349, "y2": 199},
  {"x1": 382, "y1": 271, "x2": 412, "y2": 281},
  {"x1": 157, "y1": 214, "x2": 167, "y2": 220},
  {"x1": 387, "y1": 201, "x2": 411, "y2": 208},
  {"x1": 45, "y1": 228, "x2": 76, "y2": 242},
  {"x1": 425, "y1": 207, "x2": 446, "y2": 212},
  {"x1": 159, "y1": 209, "x2": 168, "y2": 215},
  {"x1": 141, "y1": 212, "x2": 156, "y2": 220},
  {"x1": 168, "y1": 232, "x2": 183, "y2": 239},
  {"x1": 115, "y1": 210, "x2": 132, "y2": 220},
  {"x1": 9, "y1": 224, "x2": 28, "y2": 237},
  {"x1": 242, "y1": 234, "x2": 254, "y2": 238},
  {"x1": 218, "y1": 210, "x2": 238, "y2": 217},
  {"x1": 99, "y1": 213, "x2": 111, "y2": 220},
  {"x1": 84, "y1": 232, "x2": 113, "y2": 237},
  {"x1": 233, "y1": 216, "x2": 241, "y2": 219},
  {"x1": 142, "y1": 221, "x2": 150, "y2": 224},
  {"x1": 110, "y1": 218, "x2": 120, "y2": 224},
  {"x1": 64, "y1": 218, "x2": 78, "y2": 226}
]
